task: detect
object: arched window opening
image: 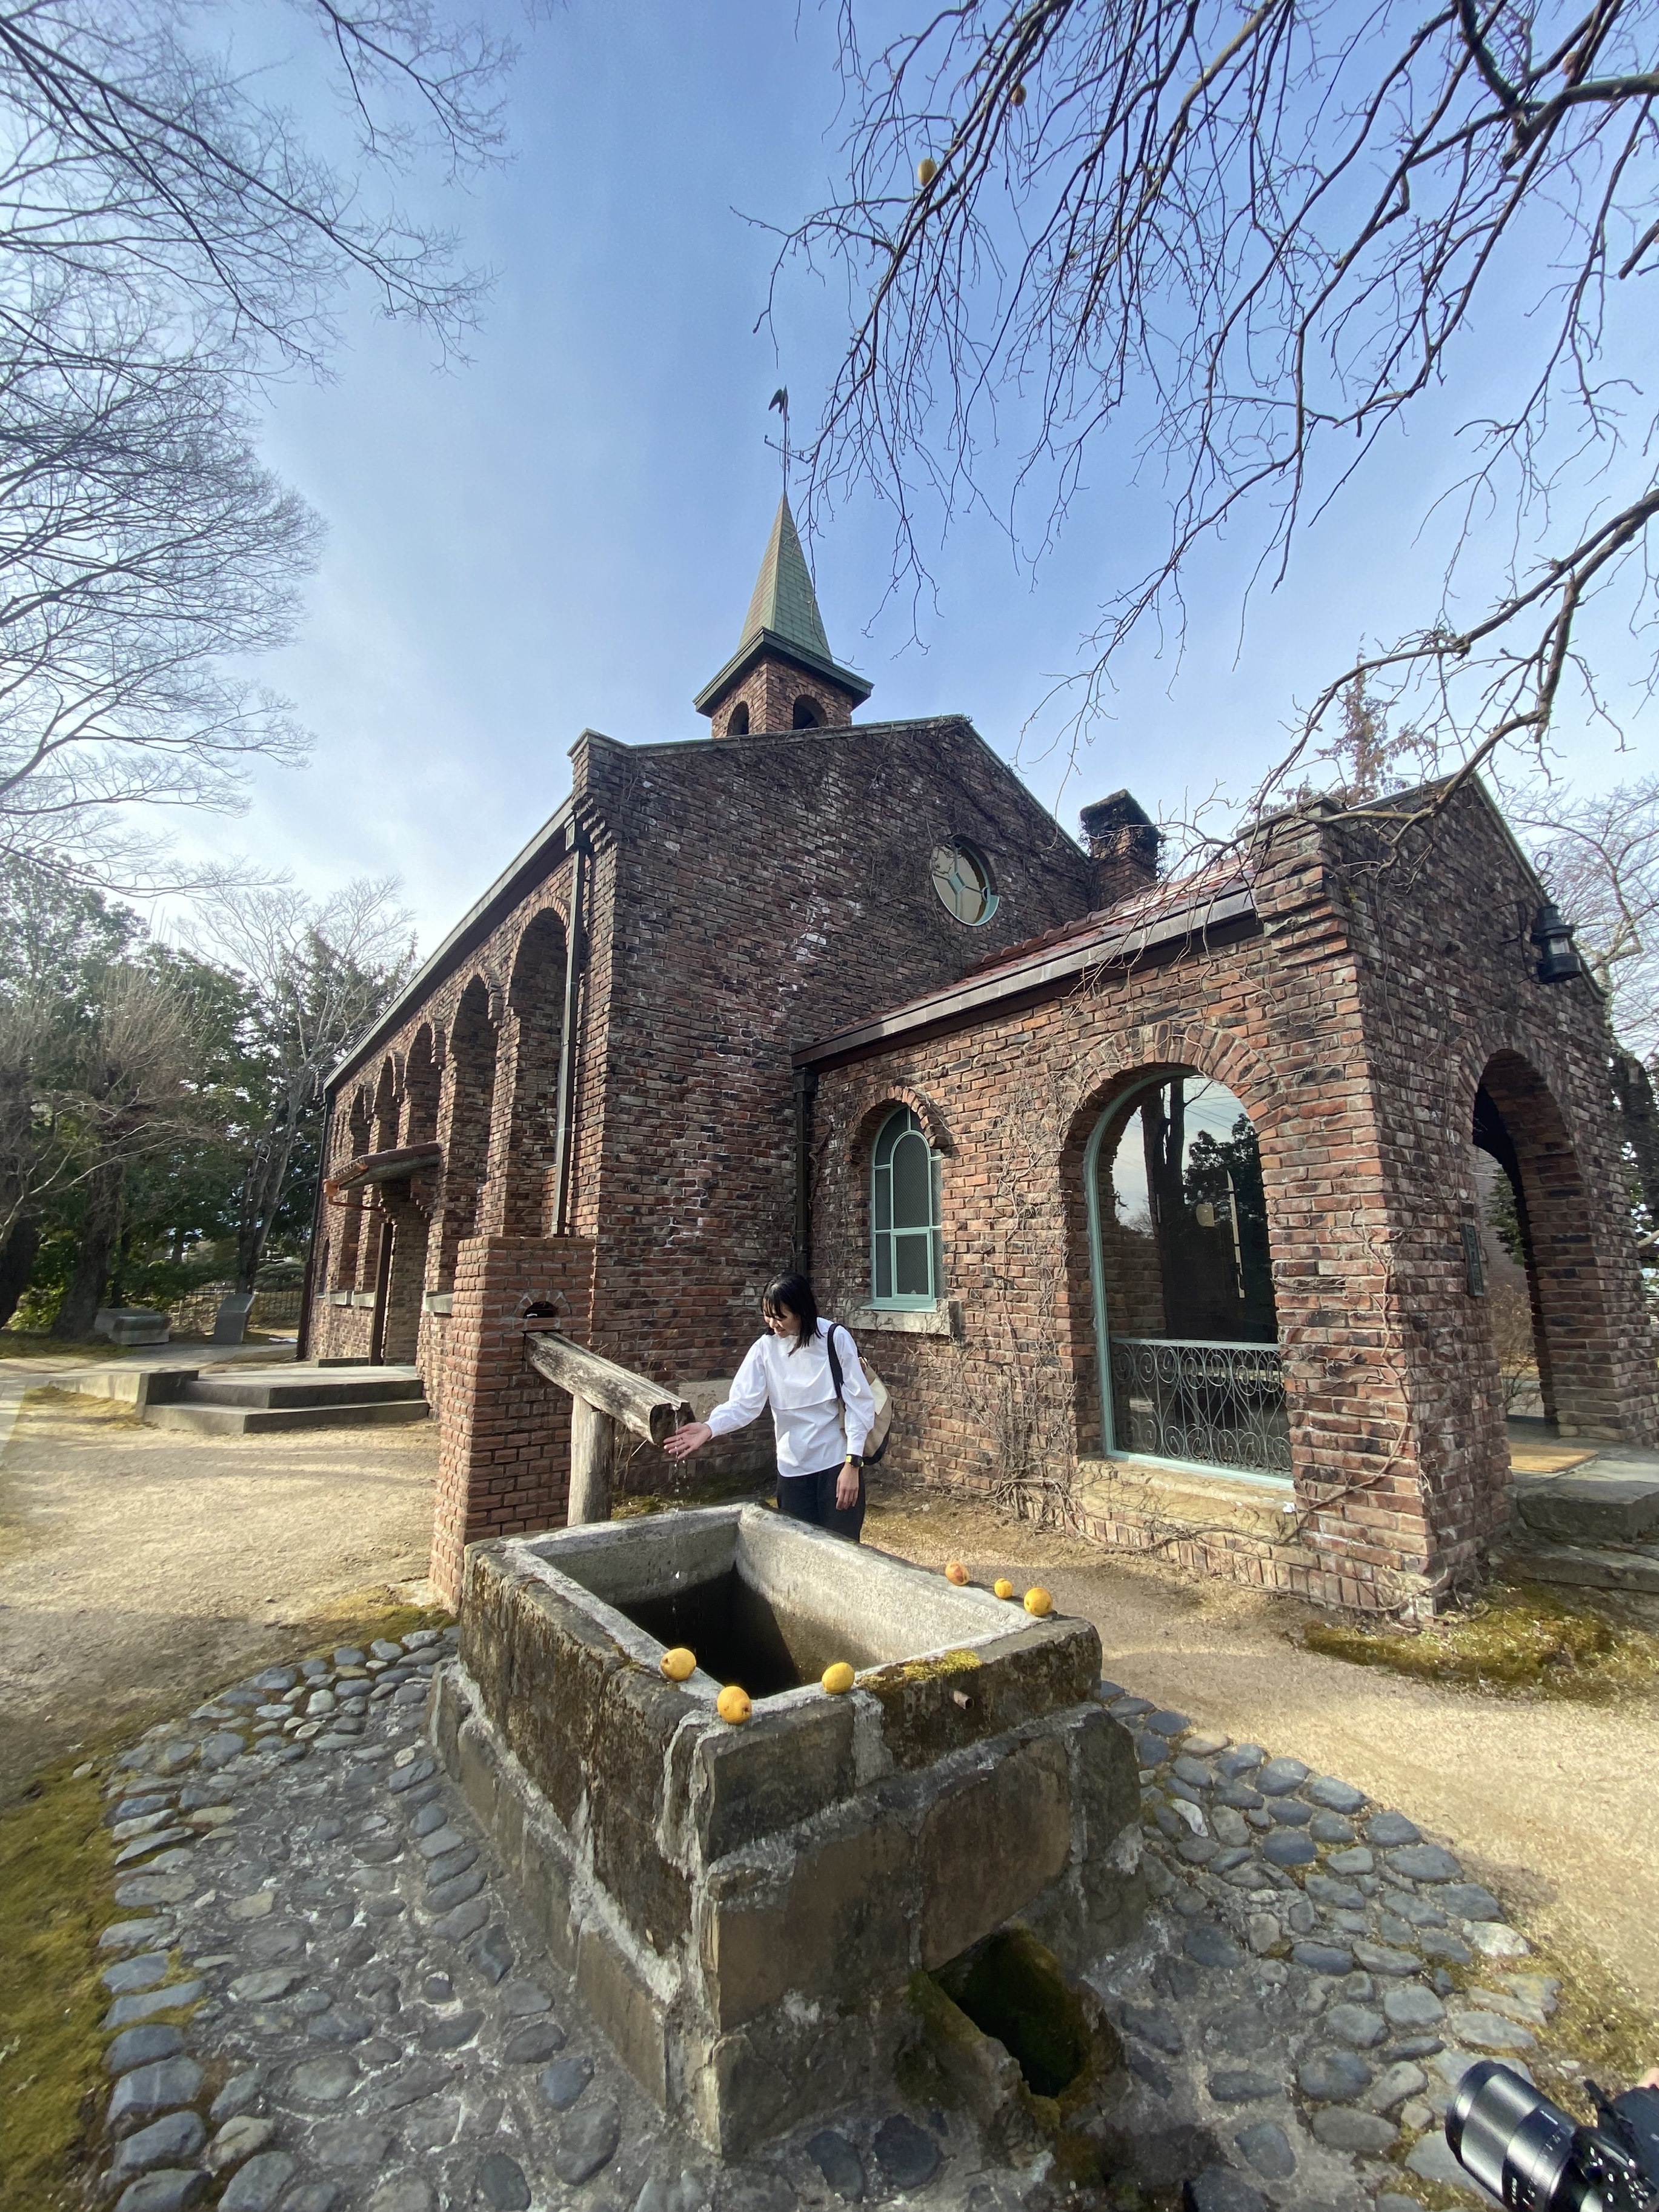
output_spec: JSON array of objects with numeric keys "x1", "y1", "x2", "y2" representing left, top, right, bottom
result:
[
  {"x1": 792, "y1": 696, "x2": 820, "y2": 729},
  {"x1": 1085, "y1": 1072, "x2": 1286, "y2": 1475},
  {"x1": 726, "y1": 702, "x2": 751, "y2": 736},
  {"x1": 871, "y1": 1107, "x2": 942, "y2": 1306},
  {"x1": 1471, "y1": 1055, "x2": 1619, "y2": 1436}
]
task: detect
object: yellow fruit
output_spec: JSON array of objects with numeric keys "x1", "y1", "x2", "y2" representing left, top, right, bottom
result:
[
  {"x1": 1023, "y1": 1586, "x2": 1054, "y2": 1617},
  {"x1": 1010, "y1": 82, "x2": 1027, "y2": 106},
  {"x1": 821, "y1": 1661, "x2": 855, "y2": 1695},
  {"x1": 993, "y1": 1578, "x2": 1015, "y2": 1601},
  {"x1": 945, "y1": 1559, "x2": 969, "y2": 1585},
  {"x1": 917, "y1": 156, "x2": 937, "y2": 187},
  {"x1": 660, "y1": 1646, "x2": 696, "y2": 1682},
  {"x1": 717, "y1": 1684, "x2": 753, "y2": 1725}
]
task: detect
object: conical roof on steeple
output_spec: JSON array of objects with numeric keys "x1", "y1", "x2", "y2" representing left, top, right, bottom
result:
[
  {"x1": 738, "y1": 496, "x2": 833, "y2": 662},
  {"x1": 694, "y1": 494, "x2": 871, "y2": 718}
]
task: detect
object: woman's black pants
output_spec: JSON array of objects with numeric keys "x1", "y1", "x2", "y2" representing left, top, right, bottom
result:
[{"x1": 776, "y1": 1461, "x2": 865, "y2": 1542}]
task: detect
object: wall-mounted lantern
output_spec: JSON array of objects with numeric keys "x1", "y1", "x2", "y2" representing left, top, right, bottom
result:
[{"x1": 1530, "y1": 903, "x2": 1584, "y2": 985}]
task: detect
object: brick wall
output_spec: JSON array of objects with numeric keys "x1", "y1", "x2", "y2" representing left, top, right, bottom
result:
[
  {"x1": 803, "y1": 790, "x2": 1657, "y2": 1613},
  {"x1": 708, "y1": 659, "x2": 859, "y2": 737},
  {"x1": 573, "y1": 716, "x2": 1096, "y2": 1383}
]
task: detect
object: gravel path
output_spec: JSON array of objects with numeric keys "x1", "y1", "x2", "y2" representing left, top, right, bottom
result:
[{"x1": 0, "y1": 1381, "x2": 437, "y2": 1801}]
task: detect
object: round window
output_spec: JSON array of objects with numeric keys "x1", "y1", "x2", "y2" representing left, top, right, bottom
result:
[{"x1": 929, "y1": 840, "x2": 998, "y2": 926}]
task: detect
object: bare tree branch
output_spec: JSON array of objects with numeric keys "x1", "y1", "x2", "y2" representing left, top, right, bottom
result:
[{"x1": 781, "y1": 0, "x2": 1659, "y2": 812}]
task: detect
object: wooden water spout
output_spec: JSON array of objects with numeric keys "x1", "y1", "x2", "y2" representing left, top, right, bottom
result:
[{"x1": 524, "y1": 1328, "x2": 693, "y2": 1524}]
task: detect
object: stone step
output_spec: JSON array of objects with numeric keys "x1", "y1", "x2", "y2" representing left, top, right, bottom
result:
[
  {"x1": 1499, "y1": 1538, "x2": 1659, "y2": 1593},
  {"x1": 1513, "y1": 1470, "x2": 1659, "y2": 1547},
  {"x1": 144, "y1": 1397, "x2": 429, "y2": 1437},
  {"x1": 181, "y1": 1370, "x2": 425, "y2": 1410}
]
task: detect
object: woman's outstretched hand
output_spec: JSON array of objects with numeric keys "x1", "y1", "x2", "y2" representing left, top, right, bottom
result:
[{"x1": 663, "y1": 1421, "x2": 713, "y2": 1463}]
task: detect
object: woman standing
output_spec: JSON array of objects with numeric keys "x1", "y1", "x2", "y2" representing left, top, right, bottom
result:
[{"x1": 662, "y1": 1273, "x2": 876, "y2": 1541}]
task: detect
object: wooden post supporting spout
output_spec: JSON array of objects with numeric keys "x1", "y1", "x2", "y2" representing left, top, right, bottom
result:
[{"x1": 568, "y1": 1394, "x2": 616, "y2": 1526}]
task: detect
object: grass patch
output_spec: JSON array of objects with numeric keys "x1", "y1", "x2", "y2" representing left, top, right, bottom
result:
[
  {"x1": 0, "y1": 1333, "x2": 113, "y2": 1363},
  {"x1": 1300, "y1": 1578, "x2": 1659, "y2": 1701},
  {"x1": 0, "y1": 1754, "x2": 116, "y2": 2212}
]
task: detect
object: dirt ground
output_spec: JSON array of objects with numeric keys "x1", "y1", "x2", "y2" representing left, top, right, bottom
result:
[
  {"x1": 2, "y1": 1379, "x2": 1653, "y2": 2033},
  {"x1": 0, "y1": 1383, "x2": 436, "y2": 1802},
  {"x1": 865, "y1": 1489, "x2": 1659, "y2": 2026}
]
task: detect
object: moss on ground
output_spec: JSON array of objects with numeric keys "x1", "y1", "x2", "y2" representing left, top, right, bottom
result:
[
  {"x1": 0, "y1": 1594, "x2": 454, "y2": 2208},
  {"x1": 1300, "y1": 1578, "x2": 1659, "y2": 1702},
  {"x1": 0, "y1": 1752, "x2": 115, "y2": 2212}
]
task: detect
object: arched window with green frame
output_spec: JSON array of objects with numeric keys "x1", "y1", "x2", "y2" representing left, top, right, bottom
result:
[{"x1": 871, "y1": 1107, "x2": 942, "y2": 1307}]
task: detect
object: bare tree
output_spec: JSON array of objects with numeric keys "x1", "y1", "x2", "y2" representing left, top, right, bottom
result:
[
  {"x1": 0, "y1": 325, "x2": 321, "y2": 875},
  {"x1": 1513, "y1": 774, "x2": 1659, "y2": 1057},
  {"x1": 1511, "y1": 772, "x2": 1659, "y2": 1235},
  {"x1": 0, "y1": 2, "x2": 512, "y2": 874},
  {"x1": 785, "y1": 0, "x2": 1659, "y2": 816},
  {"x1": 187, "y1": 876, "x2": 417, "y2": 1291}
]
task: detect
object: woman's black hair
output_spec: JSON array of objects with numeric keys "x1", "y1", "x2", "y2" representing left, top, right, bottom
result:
[{"x1": 762, "y1": 1272, "x2": 820, "y2": 1353}]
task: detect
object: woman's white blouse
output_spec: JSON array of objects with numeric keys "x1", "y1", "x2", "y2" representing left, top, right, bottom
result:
[{"x1": 705, "y1": 1318, "x2": 874, "y2": 1476}]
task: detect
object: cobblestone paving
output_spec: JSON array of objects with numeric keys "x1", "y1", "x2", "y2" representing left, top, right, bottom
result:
[{"x1": 89, "y1": 1640, "x2": 1555, "y2": 2212}]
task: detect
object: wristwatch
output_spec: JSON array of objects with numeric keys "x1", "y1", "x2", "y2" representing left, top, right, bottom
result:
[{"x1": 843, "y1": 1454, "x2": 863, "y2": 1469}]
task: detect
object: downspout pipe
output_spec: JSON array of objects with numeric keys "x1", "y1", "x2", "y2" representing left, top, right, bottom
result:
[{"x1": 550, "y1": 834, "x2": 590, "y2": 1238}]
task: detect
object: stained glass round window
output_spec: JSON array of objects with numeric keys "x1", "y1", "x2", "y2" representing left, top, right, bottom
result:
[{"x1": 930, "y1": 840, "x2": 997, "y2": 926}]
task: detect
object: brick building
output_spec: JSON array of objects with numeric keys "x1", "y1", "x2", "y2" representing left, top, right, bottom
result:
[{"x1": 305, "y1": 498, "x2": 1655, "y2": 1613}]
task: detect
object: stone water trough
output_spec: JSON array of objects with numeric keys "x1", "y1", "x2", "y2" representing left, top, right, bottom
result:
[{"x1": 433, "y1": 1503, "x2": 1142, "y2": 2154}]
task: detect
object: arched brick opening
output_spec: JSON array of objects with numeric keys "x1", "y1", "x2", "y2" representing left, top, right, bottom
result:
[
  {"x1": 502, "y1": 908, "x2": 567, "y2": 1238},
  {"x1": 371, "y1": 1058, "x2": 399, "y2": 1152},
  {"x1": 435, "y1": 978, "x2": 498, "y2": 1294},
  {"x1": 335, "y1": 1090, "x2": 371, "y2": 1289},
  {"x1": 404, "y1": 1025, "x2": 440, "y2": 1144},
  {"x1": 1473, "y1": 1049, "x2": 1621, "y2": 1437},
  {"x1": 1062, "y1": 1060, "x2": 1286, "y2": 1473}
]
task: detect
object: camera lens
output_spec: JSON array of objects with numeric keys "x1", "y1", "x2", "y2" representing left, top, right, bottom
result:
[{"x1": 1448, "y1": 2061, "x2": 1583, "y2": 2208}]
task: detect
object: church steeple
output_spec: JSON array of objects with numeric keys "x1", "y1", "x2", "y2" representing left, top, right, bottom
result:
[{"x1": 694, "y1": 495, "x2": 872, "y2": 737}]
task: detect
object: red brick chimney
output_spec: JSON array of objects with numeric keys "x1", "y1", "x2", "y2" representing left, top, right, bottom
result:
[{"x1": 1080, "y1": 791, "x2": 1162, "y2": 908}]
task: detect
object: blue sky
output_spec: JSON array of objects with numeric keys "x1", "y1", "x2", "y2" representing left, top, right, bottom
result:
[{"x1": 168, "y1": 0, "x2": 1653, "y2": 950}]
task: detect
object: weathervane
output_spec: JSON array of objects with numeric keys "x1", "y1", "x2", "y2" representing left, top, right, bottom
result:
[{"x1": 768, "y1": 386, "x2": 790, "y2": 495}]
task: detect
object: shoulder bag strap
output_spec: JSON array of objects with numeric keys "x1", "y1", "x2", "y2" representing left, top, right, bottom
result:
[{"x1": 823, "y1": 1319, "x2": 845, "y2": 1404}]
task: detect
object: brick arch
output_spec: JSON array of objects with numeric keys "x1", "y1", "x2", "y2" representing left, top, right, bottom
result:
[
  {"x1": 371, "y1": 1055, "x2": 400, "y2": 1154},
  {"x1": 404, "y1": 1025, "x2": 440, "y2": 1145},
  {"x1": 1057, "y1": 1021, "x2": 1288, "y2": 1462},
  {"x1": 500, "y1": 905, "x2": 569, "y2": 1237},
  {"x1": 434, "y1": 975, "x2": 499, "y2": 1293},
  {"x1": 336, "y1": 1089, "x2": 373, "y2": 1290},
  {"x1": 1060, "y1": 1017, "x2": 1286, "y2": 1166},
  {"x1": 1471, "y1": 1045, "x2": 1622, "y2": 1438},
  {"x1": 842, "y1": 1080, "x2": 956, "y2": 1161}
]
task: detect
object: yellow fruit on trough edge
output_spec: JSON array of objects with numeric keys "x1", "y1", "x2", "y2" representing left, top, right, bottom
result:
[
  {"x1": 660, "y1": 1647, "x2": 696, "y2": 1681},
  {"x1": 993, "y1": 1578, "x2": 1015, "y2": 1601},
  {"x1": 945, "y1": 1559, "x2": 969, "y2": 1584},
  {"x1": 716, "y1": 1684, "x2": 752, "y2": 1724},
  {"x1": 821, "y1": 1661, "x2": 855, "y2": 1695},
  {"x1": 1023, "y1": 1586, "x2": 1054, "y2": 1617}
]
